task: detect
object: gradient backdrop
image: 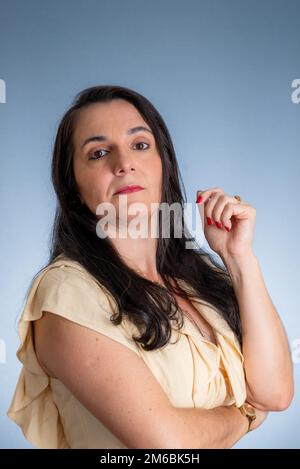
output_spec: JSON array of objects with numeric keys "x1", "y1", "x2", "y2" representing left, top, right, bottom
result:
[{"x1": 0, "y1": 0, "x2": 299, "y2": 449}]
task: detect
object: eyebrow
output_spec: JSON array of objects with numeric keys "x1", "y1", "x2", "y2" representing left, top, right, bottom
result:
[{"x1": 81, "y1": 126, "x2": 153, "y2": 149}]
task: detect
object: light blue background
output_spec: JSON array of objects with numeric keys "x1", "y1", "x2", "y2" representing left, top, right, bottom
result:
[{"x1": 0, "y1": 0, "x2": 299, "y2": 449}]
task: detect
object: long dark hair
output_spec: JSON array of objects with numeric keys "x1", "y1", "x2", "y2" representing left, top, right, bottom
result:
[{"x1": 34, "y1": 85, "x2": 242, "y2": 350}]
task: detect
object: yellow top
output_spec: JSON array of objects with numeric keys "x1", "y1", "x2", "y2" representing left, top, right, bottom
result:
[{"x1": 7, "y1": 254, "x2": 246, "y2": 449}]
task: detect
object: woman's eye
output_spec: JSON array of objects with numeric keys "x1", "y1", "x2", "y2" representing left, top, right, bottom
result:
[
  {"x1": 88, "y1": 142, "x2": 149, "y2": 160},
  {"x1": 89, "y1": 149, "x2": 108, "y2": 160},
  {"x1": 134, "y1": 142, "x2": 149, "y2": 151}
]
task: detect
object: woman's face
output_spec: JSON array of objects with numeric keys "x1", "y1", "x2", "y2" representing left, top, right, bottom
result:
[{"x1": 72, "y1": 99, "x2": 163, "y2": 226}]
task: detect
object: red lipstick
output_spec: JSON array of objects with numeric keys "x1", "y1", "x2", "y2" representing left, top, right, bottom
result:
[{"x1": 114, "y1": 185, "x2": 144, "y2": 195}]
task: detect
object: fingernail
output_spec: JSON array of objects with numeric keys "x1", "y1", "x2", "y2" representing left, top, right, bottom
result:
[
  {"x1": 196, "y1": 195, "x2": 203, "y2": 204},
  {"x1": 215, "y1": 221, "x2": 222, "y2": 229},
  {"x1": 225, "y1": 226, "x2": 230, "y2": 232},
  {"x1": 207, "y1": 217, "x2": 213, "y2": 225}
]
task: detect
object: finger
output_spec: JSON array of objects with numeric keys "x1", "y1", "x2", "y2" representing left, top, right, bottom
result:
[
  {"x1": 221, "y1": 202, "x2": 250, "y2": 229},
  {"x1": 196, "y1": 187, "x2": 224, "y2": 205},
  {"x1": 197, "y1": 201, "x2": 205, "y2": 229},
  {"x1": 212, "y1": 195, "x2": 242, "y2": 230},
  {"x1": 203, "y1": 191, "x2": 225, "y2": 226},
  {"x1": 203, "y1": 193, "x2": 218, "y2": 226}
]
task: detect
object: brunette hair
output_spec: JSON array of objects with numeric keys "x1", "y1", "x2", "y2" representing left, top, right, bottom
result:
[{"x1": 34, "y1": 85, "x2": 242, "y2": 351}]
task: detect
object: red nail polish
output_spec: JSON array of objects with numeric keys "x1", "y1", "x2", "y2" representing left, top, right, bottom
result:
[
  {"x1": 215, "y1": 221, "x2": 222, "y2": 229},
  {"x1": 196, "y1": 195, "x2": 203, "y2": 204},
  {"x1": 207, "y1": 217, "x2": 213, "y2": 225},
  {"x1": 225, "y1": 226, "x2": 230, "y2": 232}
]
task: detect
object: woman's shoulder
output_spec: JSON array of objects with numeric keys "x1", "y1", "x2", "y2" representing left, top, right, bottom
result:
[
  {"x1": 33, "y1": 254, "x2": 113, "y2": 301},
  {"x1": 44, "y1": 253, "x2": 96, "y2": 280},
  {"x1": 29, "y1": 253, "x2": 141, "y2": 353}
]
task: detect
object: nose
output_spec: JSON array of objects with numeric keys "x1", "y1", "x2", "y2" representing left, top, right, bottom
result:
[{"x1": 112, "y1": 148, "x2": 136, "y2": 175}]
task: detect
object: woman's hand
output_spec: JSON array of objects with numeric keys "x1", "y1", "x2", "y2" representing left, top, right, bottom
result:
[{"x1": 196, "y1": 187, "x2": 257, "y2": 260}]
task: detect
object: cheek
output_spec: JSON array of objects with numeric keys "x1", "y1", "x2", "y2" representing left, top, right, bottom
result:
[
  {"x1": 150, "y1": 159, "x2": 163, "y2": 191},
  {"x1": 88, "y1": 173, "x2": 112, "y2": 207},
  {"x1": 74, "y1": 163, "x2": 110, "y2": 206}
]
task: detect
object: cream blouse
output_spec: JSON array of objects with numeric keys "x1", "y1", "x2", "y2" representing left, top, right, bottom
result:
[{"x1": 7, "y1": 254, "x2": 246, "y2": 448}]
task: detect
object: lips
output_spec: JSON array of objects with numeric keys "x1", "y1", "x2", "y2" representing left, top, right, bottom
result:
[{"x1": 114, "y1": 185, "x2": 144, "y2": 195}]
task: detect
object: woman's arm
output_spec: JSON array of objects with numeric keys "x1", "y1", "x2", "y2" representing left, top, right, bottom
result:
[
  {"x1": 220, "y1": 252, "x2": 294, "y2": 411},
  {"x1": 175, "y1": 404, "x2": 268, "y2": 449},
  {"x1": 34, "y1": 311, "x2": 259, "y2": 448}
]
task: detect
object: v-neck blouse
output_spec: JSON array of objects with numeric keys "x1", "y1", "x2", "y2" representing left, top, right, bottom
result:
[{"x1": 7, "y1": 254, "x2": 246, "y2": 449}]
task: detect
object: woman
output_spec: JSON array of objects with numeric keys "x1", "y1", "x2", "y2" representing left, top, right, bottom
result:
[{"x1": 7, "y1": 85, "x2": 294, "y2": 449}]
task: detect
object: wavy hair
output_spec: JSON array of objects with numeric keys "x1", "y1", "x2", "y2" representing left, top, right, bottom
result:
[{"x1": 35, "y1": 85, "x2": 242, "y2": 350}]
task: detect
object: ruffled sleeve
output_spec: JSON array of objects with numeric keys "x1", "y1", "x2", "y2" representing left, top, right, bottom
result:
[{"x1": 6, "y1": 257, "x2": 141, "y2": 449}]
